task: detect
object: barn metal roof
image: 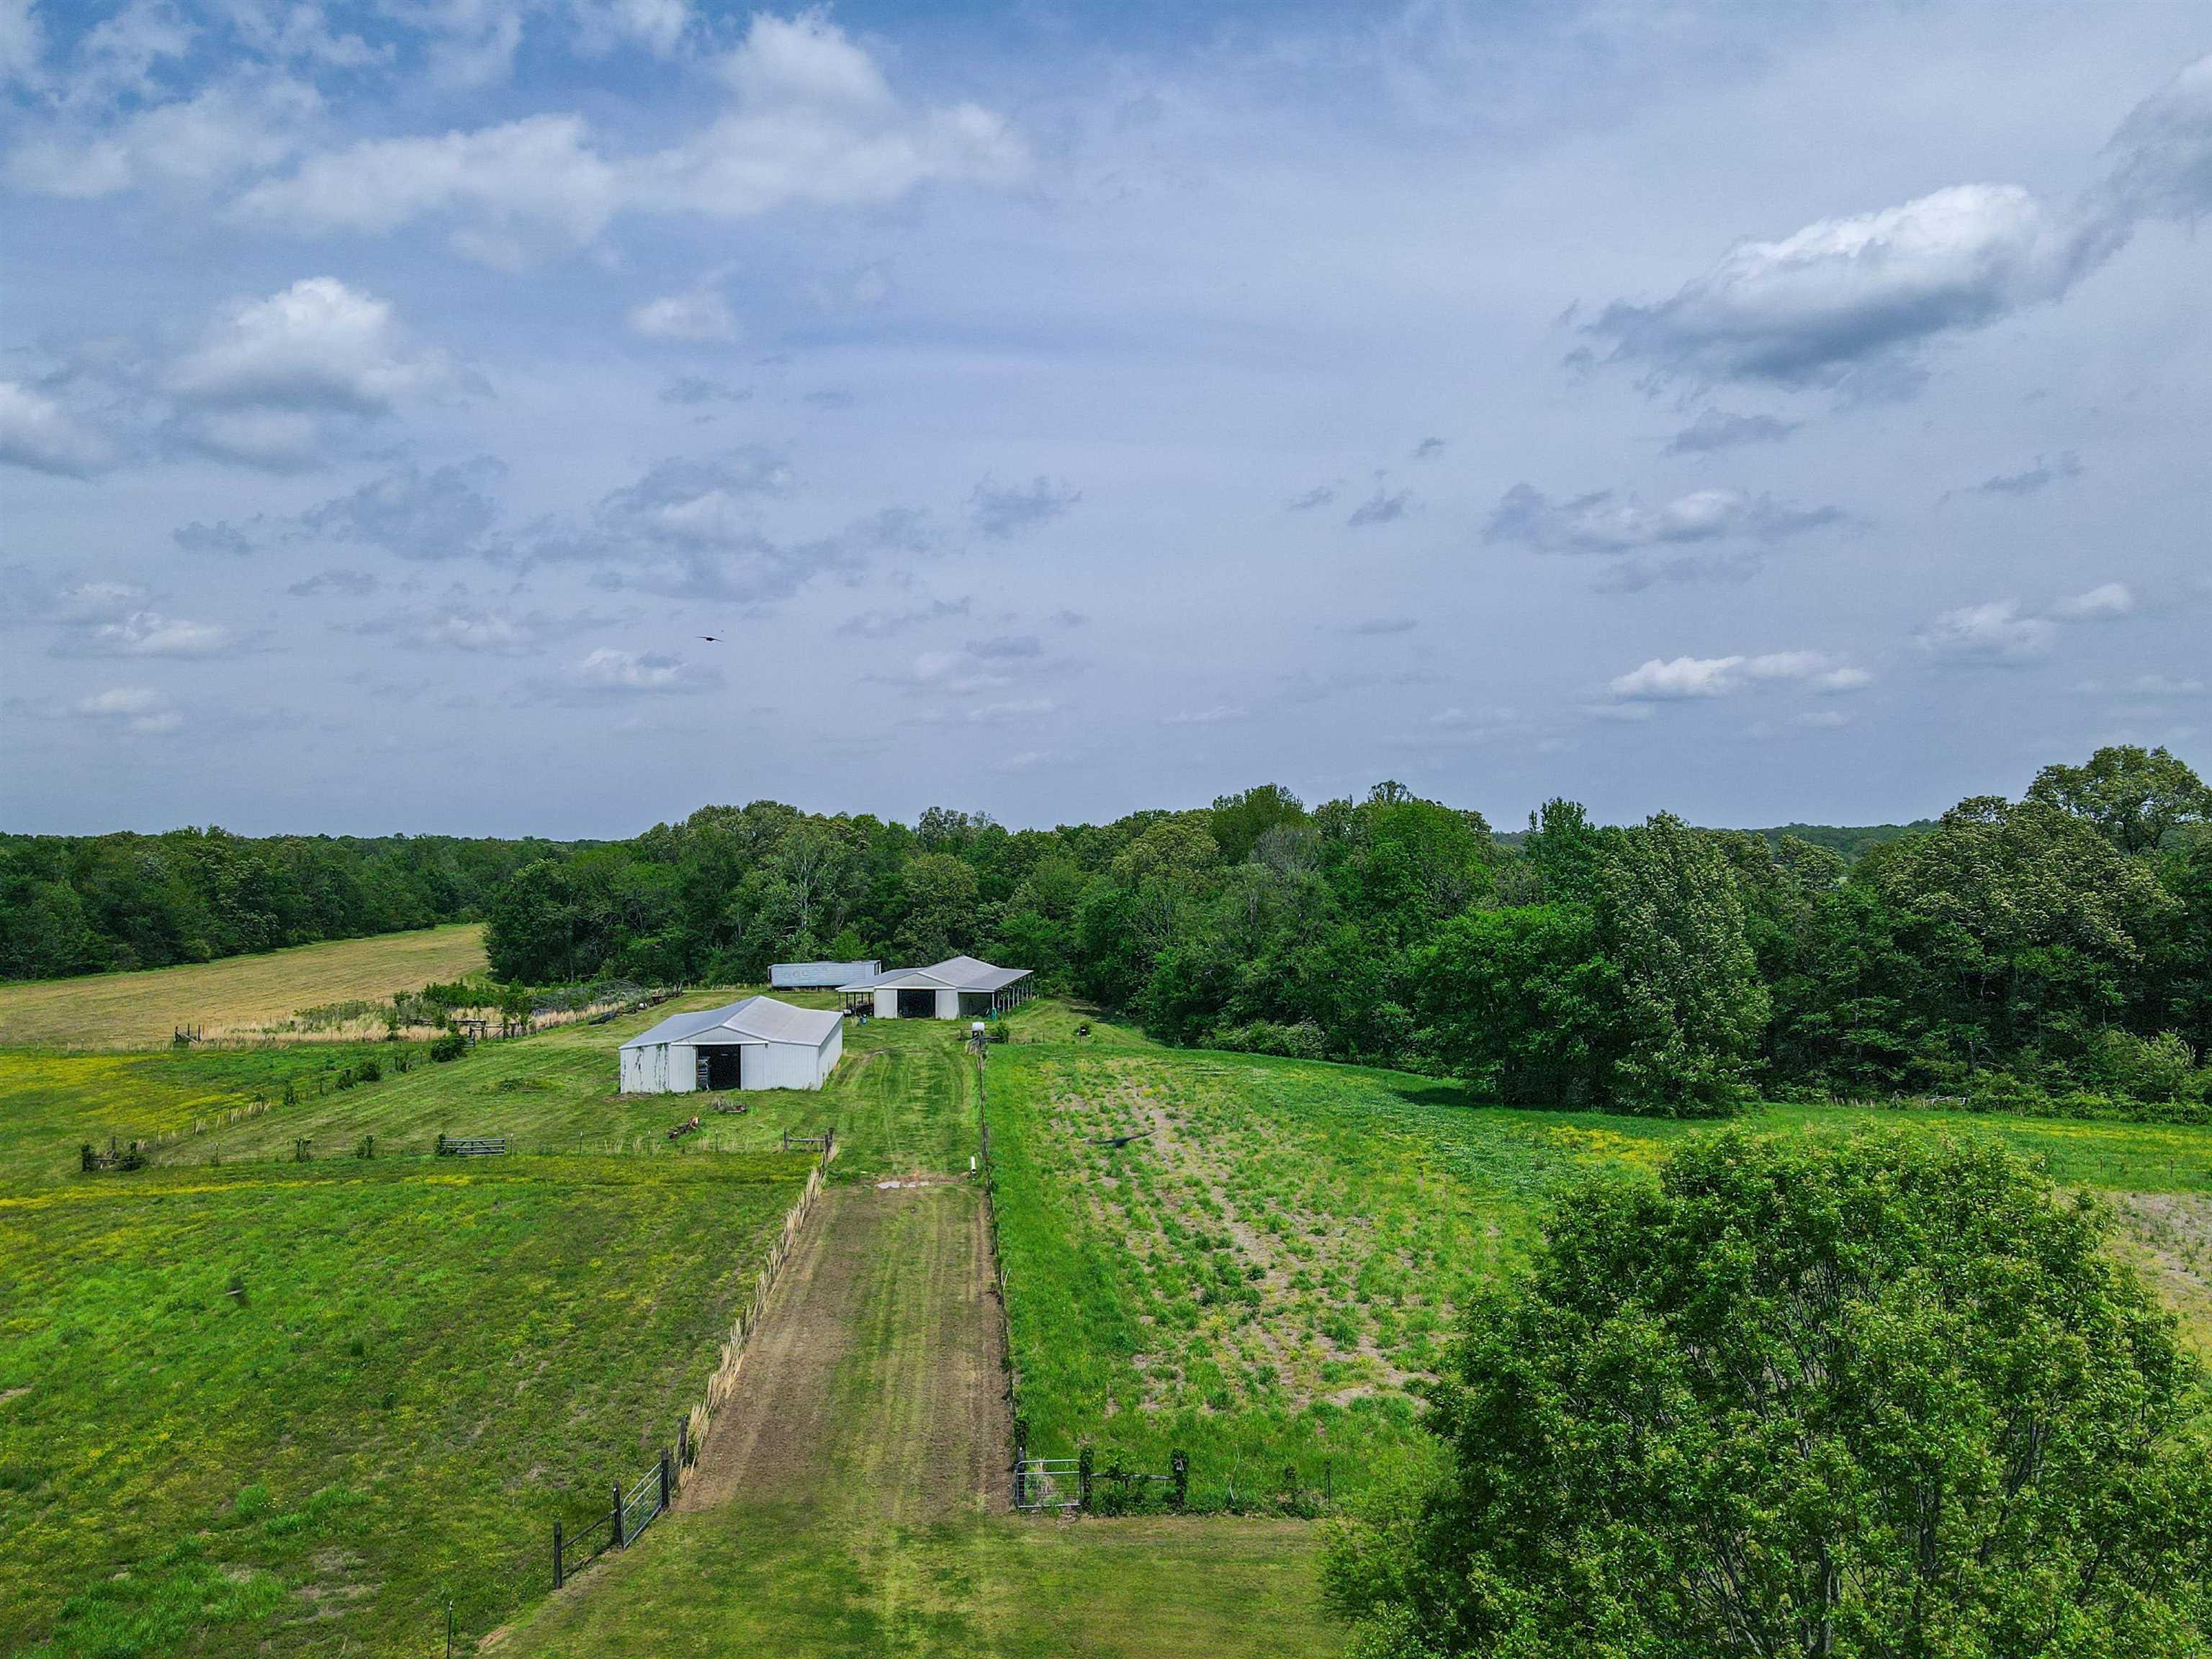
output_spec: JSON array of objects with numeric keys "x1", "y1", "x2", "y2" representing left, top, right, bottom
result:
[
  {"x1": 619, "y1": 995, "x2": 842, "y2": 1050},
  {"x1": 770, "y1": 960, "x2": 881, "y2": 988},
  {"x1": 836, "y1": 955, "x2": 1032, "y2": 993}
]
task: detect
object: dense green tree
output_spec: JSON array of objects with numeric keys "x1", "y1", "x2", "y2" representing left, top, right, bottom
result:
[
  {"x1": 2027, "y1": 744, "x2": 2212, "y2": 855},
  {"x1": 1325, "y1": 1130, "x2": 2212, "y2": 1658},
  {"x1": 1595, "y1": 814, "x2": 1768, "y2": 1115},
  {"x1": 1416, "y1": 904, "x2": 1622, "y2": 1107}
]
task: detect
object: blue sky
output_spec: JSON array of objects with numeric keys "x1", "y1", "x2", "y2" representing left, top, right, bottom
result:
[{"x1": 2, "y1": 1, "x2": 2208, "y2": 837}]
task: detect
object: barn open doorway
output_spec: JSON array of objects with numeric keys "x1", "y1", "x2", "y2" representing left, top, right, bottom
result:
[
  {"x1": 896, "y1": 988, "x2": 938, "y2": 1019},
  {"x1": 696, "y1": 1046, "x2": 745, "y2": 1089}
]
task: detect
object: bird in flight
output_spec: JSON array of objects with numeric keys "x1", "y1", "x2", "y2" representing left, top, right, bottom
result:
[{"x1": 699, "y1": 635, "x2": 719, "y2": 643}]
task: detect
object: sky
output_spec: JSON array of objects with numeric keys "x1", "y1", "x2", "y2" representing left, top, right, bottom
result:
[{"x1": 2, "y1": 1, "x2": 2208, "y2": 840}]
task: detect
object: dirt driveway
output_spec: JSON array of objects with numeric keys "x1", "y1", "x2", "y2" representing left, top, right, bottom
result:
[{"x1": 676, "y1": 1179, "x2": 1010, "y2": 1524}]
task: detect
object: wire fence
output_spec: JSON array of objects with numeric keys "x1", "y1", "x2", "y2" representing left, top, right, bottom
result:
[{"x1": 544, "y1": 1130, "x2": 834, "y2": 1595}]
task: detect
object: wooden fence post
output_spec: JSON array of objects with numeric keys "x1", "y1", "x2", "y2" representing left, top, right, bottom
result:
[
  {"x1": 553, "y1": 1519, "x2": 564, "y2": 1589},
  {"x1": 1077, "y1": 1444, "x2": 1093, "y2": 1512},
  {"x1": 659, "y1": 1449, "x2": 672, "y2": 1516},
  {"x1": 612, "y1": 1482, "x2": 624, "y2": 1549}
]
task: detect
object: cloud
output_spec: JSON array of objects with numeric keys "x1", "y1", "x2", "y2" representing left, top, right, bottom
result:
[
  {"x1": 1609, "y1": 650, "x2": 1870, "y2": 701},
  {"x1": 552, "y1": 645, "x2": 721, "y2": 697},
  {"x1": 1588, "y1": 184, "x2": 2101, "y2": 388},
  {"x1": 287, "y1": 568, "x2": 379, "y2": 598},
  {"x1": 1485, "y1": 483, "x2": 1845, "y2": 553},
  {"x1": 1584, "y1": 53, "x2": 2212, "y2": 391},
  {"x1": 169, "y1": 278, "x2": 449, "y2": 413},
  {"x1": 1344, "y1": 617, "x2": 1418, "y2": 636},
  {"x1": 0, "y1": 568, "x2": 149, "y2": 628},
  {"x1": 1961, "y1": 451, "x2": 2082, "y2": 499},
  {"x1": 1412, "y1": 437, "x2": 1444, "y2": 460},
  {"x1": 302, "y1": 459, "x2": 505, "y2": 559},
  {"x1": 836, "y1": 598, "x2": 969, "y2": 638},
  {"x1": 0, "y1": 379, "x2": 114, "y2": 477},
  {"x1": 0, "y1": 0, "x2": 45, "y2": 86},
  {"x1": 660, "y1": 374, "x2": 750, "y2": 405},
  {"x1": 9, "y1": 78, "x2": 319, "y2": 199},
  {"x1": 969, "y1": 475, "x2": 1079, "y2": 539},
  {"x1": 2052, "y1": 581, "x2": 2133, "y2": 619},
  {"x1": 232, "y1": 12, "x2": 1024, "y2": 264},
  {"x1": 1663, "y1": 409, "x2": 1799, "y2": 454},
  {"x1": 341, "y1": 596, "x2": 608, "y2": 655},
  {"x1": 65, "y1": 609, "x2": 237, "y2": 658},
  {"x1": 1162, "y1": 704, "x2": 1246, "y2": 726},
  {"x1": 1916, "y1": 598, "x2": 2059, "y2": 665},
  {"x1": 526, "y1": 448, "x2": 927, "y2": 603},
  {"x1": 569, "y1": 0, "x2": 694, "y2": 58},
  {"x1": 629, "y1": 275, "x2": 739, "y2": 342},
  {"x1": 2100, "y1": 53, "x2": 2212, "y2": 223},
  {"x1": 68, "y1": 686, "x2": 183, "y2": 734},
  {"x1": 1285, "y1": 485, "x2": 1336, "y2": 512},
  {"x1": 1346, "y1": 486, "x2": 1411, "y2": 528},
  {"x1": 966, "y1": 634, "x2": 1041, "y2": 660}
]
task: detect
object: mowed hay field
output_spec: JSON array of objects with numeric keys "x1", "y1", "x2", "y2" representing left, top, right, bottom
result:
[
  {"x1": 0, "y1": 1155, "x2": 811, "y2": 1657},
  {"x1": 0, "y1": 923, "x2": 490, "y2": 1048},
  {"x1": 986, "y1": 1007, "x2": 2212, "y2": 1500}
]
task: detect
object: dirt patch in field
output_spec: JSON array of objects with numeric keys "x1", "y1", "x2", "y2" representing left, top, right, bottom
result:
[
  {"x1": 2108, "y1": 1191, "x2": 2212, "y2": 1352},
  {"x1": 677, "y1": 1181, "x2": 1010, "y2": 1523},
  {"x1": 1048, "y1": 1072, "x2": 1421, "y2": 1417}
]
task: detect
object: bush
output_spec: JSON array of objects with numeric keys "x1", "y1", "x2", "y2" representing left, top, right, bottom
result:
[
  {"x1": 355, "y1": 1056, "x2": 382, "y2": 1084},
  {"x1": 428, "y1": 1032, "x2": 468, "y2": 1063},
  {"x1": 1208, "y1": 1019, "x2": 1326, "y2": 1060}
]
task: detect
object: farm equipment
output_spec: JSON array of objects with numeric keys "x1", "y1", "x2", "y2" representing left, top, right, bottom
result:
[{"x1": 667, "y1": 1115, "x2": 701, "y2": 1141}]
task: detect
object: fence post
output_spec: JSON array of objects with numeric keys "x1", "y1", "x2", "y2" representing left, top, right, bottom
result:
[
  {"x1": 659, "y1": 1449, "x2": 672, "y2": 1516},
  {"x1": 612, "y1": 1481, "x2": 624, "y2": 1549},
  {"x1": 1077, "y1": 1444, "x2": 1093, "y2": 1513},
  {"x1": 553, "y1": 1519, "x2": 564, "y2": 1589},
  {"x1": 1172, "y1": 1449, "x2": 1189, "y2": 1509}
]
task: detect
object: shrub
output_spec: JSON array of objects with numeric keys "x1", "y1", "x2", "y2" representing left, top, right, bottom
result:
[
  {"x1": 429, "y1": 1032, "x2": 468, "y2": 1063},
  {"x1": 1208, "y1": 1019, "x2": 1326, "y2": 1061},
  {"x1": 355, "y1": 1056, "x2": 382, "y2": 1084}
]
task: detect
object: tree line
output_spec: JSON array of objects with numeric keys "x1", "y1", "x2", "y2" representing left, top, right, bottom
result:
[
  {"x1": 477, "y1": 745, "x2": 2212, "y2": 1118},
  {"x1": 0, "y1": 829, "x2": 565, "y2": 979}
]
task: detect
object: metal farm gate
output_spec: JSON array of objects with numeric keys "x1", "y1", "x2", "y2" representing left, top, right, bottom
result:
[{"x1": 1012, "y1": 1457, "x2": 1081, "y2": 1511}]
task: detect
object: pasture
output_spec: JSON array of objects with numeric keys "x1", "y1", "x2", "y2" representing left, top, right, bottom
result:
[
  {"x1": 984, "y1": 1010, "x2": 2212, "y2": 1498},
  {"x1": 0, "y1": 924, "x2": 490, "y2": 1049},
  {"x1": 0, "y1": 1154, "x2": 811, "y2": 1657},
  {"x1": 4, "y1": 981, "x2": 2208, "y2": 1656}
]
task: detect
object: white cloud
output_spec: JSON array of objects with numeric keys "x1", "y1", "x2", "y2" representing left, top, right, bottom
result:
[
  {"x1": 1162, "y1": 704, "x2": 1246, "y2": 726},
  {"x1": 562, "y1": 645, "x2": 719, "y2": 695},
  {"x1": 233, "y1": 114, "x2": 620, "y2": 262},
  {"x1": 1610, "y1": 655, "x2": 1743, "y2": 699},
  {"x1": 75, "y1": 610, "x2": 235, "y2": 657},
  {"x1": 169, "y1": 278, "x2": 449, "y2": 413},
  {"x1": 628, "y1": 276, "x2": 739, "y2": 342},
  {"x1": 1587, "y1": 53, "x2": 2212, "y2": 391},
  {"x1": 569, "y1": 0, "x2": 693, "y2": 58},
  {"x1": 9, "y1": 78, "x2": 319, "y2": 199},
  {"x1": 2053, "y1": 581, "x2": 2133, "y2": 619},
  {"x1": 1916, "y1": 598, "x2": 2058, "y2": 665},
  {"x1": 0, "y1": 380, "x2": 114, "y2": 477},
  {"x1": 233, "y1": 12, "x2": 1023, "y2": 264},
  {"x1": 1485, "y1": 484, "x2": 1845, "y2": 553},
  {"x1": 1611, "y1": 649, "x2": 1870, "y2": 701},
  {"x1": 1591, "y1": 184, "x2": 2098, "y2": 387},
  {"x1": 71, "y1": 686, "x2": 183, "y2": 734},
  {"x1": 0, "y1": 0, "x2": 45, "y2": 86}
]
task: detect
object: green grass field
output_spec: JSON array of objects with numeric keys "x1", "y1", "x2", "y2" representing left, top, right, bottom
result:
[
  {"x1": 5, "y1": 989, "x2": 2208, "y2": 1657},
  {"x1": 0, "y1": 1154, "x2": 811, "y2": 1657},
  {"x1": 0, "y1": 989, "x2": 976, "y2": 1189},
  {"x1": 0, "y1": 925, "x2": 490, "y2": 1049},
  {"x1": 985, "y1": 1007, "x2": 2212, "y2": 1501}
]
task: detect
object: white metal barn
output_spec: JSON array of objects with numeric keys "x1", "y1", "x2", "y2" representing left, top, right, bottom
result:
[
  {"x1": 836, "y1": 955, "x2": 1033, "y2": 1020},
  {"x1": 618, "y1": 995, "x2": 844, "y2": 1094},
  {"x1": 770, "y1": 960, "x2": 880, "y2": 990}
]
